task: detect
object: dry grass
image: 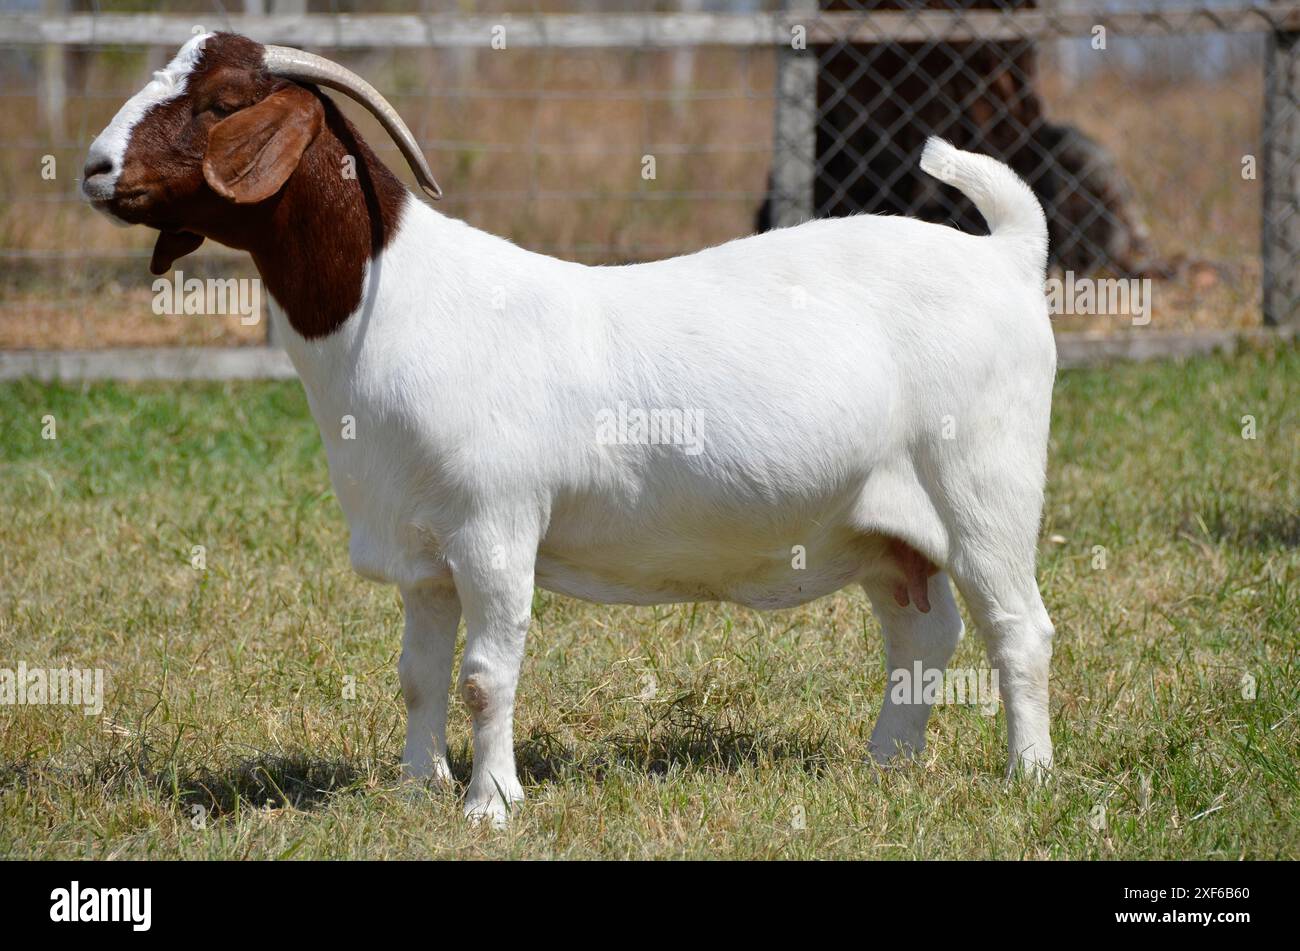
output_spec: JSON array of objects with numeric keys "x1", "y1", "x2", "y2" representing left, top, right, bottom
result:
[
  {"x1": 0, "y1": 343, "x2": 1295, "y2": 859},
  {"x1": 1043, "y1": 66, "x2": 1265, "y2": 335}
]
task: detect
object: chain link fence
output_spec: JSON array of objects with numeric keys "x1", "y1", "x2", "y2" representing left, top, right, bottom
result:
[
  {"x1": 765, "y1": 0, "x2": 1298, "y2": 329},
  {"x1": 0, "y1": 1, "x2": 1295, "y2": 355}
]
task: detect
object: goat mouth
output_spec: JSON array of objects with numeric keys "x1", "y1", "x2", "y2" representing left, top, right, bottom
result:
[
  {"x1": 109, "y1": 188, "x2": 155, "y2": 214},
  {"x1": 91, "y1": 190, "x2": 163, "y2": 229},
  {"x1": 85, "y1": 195, "x2": 134, "y2": 229}
]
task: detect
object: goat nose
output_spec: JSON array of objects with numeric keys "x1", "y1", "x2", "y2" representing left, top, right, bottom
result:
[
  {"x1": 83, "y1": 155, "x2": 113, "y2": 180},
  {"x1": 81, "y1": 147, "x2": 120, "y2": 203}
]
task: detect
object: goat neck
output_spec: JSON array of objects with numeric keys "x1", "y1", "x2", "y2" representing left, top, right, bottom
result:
[{"x1": 242, "y1": 94, "x2": 408, "y2": 340}]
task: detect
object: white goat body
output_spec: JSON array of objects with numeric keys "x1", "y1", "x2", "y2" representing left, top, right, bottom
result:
[
  {"x1": 82, "y1": 33, "x2": 1057, "y2": 823},
  {"x1": 282, "y1": 140, "x2": 1057, "y2": 821},
  {"x1": 298, "y1": 155, "x2": 1051, "y2": 608}
]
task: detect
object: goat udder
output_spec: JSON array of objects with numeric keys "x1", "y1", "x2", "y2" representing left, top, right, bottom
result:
[{"x1": 886, "y1": 538, "x2": 939, "y2": 613}]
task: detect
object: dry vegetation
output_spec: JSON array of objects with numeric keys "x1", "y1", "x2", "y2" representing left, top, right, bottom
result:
[{"x1": 0, "y1": 36, "x2": 1272, "y2": 348}]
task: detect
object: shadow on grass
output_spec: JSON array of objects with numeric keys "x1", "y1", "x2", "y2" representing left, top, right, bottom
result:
[
  {"x1": 510, "y1": 701, "x2": 833, "y2": 786},
  {"x1": 1180, "y1": 506, "x2": 1300, "y2": 550},
  {"x1": 171, "y1": 754, "x2": 370, "y2": 818},
  {"x1": 0, "y1": 752, "x2": 372, "y2": 821},
  {"x1": 2, "y1": 700, "x2": 831, "y2": 819}
]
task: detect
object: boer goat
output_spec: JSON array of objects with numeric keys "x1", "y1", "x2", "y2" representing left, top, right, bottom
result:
[{"x1": 83, "y1": 32, "x2": 1057, "y2": 823}]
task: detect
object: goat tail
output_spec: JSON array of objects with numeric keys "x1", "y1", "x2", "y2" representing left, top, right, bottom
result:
[{"x1": 920, "y1": 137, "x2": 1047, "y2": 275}]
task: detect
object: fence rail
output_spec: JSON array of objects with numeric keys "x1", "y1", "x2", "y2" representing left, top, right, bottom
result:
[{"x1": 1, "y1": 8, "x2": 1298, "y2": 48}]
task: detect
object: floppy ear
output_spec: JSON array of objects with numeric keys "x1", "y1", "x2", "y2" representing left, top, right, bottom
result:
[{"x1": 203, "y1": 85, "x2": 323, "y2": 204}]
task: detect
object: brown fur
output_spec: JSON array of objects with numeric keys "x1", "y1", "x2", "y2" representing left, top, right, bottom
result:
[{"x1": 105, "y1": 33, "x2": 407, "y2": 339}]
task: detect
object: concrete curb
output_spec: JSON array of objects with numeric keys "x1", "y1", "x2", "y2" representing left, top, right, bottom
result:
[{"x1": 0, "y1": 328, "x2": 1294, "y2": 382}]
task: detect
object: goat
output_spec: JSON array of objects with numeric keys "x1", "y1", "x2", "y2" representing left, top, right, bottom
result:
[{"x1": 83, "y1": 32, "x2": 1057, "y2": 824}]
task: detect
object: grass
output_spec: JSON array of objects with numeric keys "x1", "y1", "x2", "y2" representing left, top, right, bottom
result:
[{"x1": 0, "y1": 343, "x2": 1296, "y2": 859}]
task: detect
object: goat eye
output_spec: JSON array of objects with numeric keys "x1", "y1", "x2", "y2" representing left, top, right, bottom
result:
[{"x1": 198, "y1": 100, "x2": 238, "y2": 119}]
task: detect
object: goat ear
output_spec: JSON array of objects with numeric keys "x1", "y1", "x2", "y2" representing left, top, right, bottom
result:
[{"x1": 203, "y1": 85, "x2": 323, "y2": 204}]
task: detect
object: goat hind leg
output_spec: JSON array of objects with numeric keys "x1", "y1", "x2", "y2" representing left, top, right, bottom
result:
[
  {"x1": 865, "y1": 571, "x2": 964, "y2": 764},
  {"x1": 948, "y1": 553, "x2": 1054, "y2": 777}
]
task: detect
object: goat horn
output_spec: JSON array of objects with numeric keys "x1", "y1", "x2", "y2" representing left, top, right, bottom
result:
[{"x1": 262, "y1": 45, "x2": 442, "y2": 200}]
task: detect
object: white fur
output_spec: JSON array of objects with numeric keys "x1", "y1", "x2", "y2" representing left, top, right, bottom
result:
[
  {"x1": 268, "y1": 139, "x2": 1058, "y2": 822},
  {"x1": 81, "y1": 32, "x2": 213, "y2": 210}
]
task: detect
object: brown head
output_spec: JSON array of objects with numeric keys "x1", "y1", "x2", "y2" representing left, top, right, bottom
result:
[{"x1": 82, "y1": 32, "x2": 441, "y2": 336}]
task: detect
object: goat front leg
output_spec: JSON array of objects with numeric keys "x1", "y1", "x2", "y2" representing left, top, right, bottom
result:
[
  {"x1": 398, "y1": 580, "x2": 461, "y2": 786},
  {"x1": 450, "y1": 525, "x2": 537, "y2": 825}
]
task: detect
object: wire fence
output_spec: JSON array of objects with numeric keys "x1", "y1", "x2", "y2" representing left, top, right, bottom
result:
[
  {"x1": 0, "y1": 1, "x2": 1296, "y2": 353},
  {"x1": 767, "y1": 0, "x2": 1298, "y2": 331}
]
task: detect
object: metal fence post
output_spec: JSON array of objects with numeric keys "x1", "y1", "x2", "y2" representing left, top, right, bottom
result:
[
  {"x1": 1263, "y1": 27, "x2": 1299, "y2": 326},
  {"x1": 771, "y1": 0, "x2": 817, "y2": 229},
  {"x1": 39, "y1": 0, "x2": 66, "y2": 138}
]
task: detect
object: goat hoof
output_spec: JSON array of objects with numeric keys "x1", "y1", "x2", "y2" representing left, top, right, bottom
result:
[
  {"x1": 464, "y1": 777, "x2": 524, "y2": 828},
  {"x1": 868, "y1": 732, "x2": 926, "y2": 768},
  {"x1": 1005, "y1": 750, "x2": 1054, "y2": 784},
  {"x1": 400, "y1": 756, "x2": 454, "y2": 788},
  {"x1": 463, "y1": 797, "x2": 519, "y2": 829}
]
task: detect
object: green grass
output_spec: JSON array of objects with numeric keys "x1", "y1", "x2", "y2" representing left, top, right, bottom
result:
[{"x1": 0, "y1": 345, "x2": 1296, "y2": 859}]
